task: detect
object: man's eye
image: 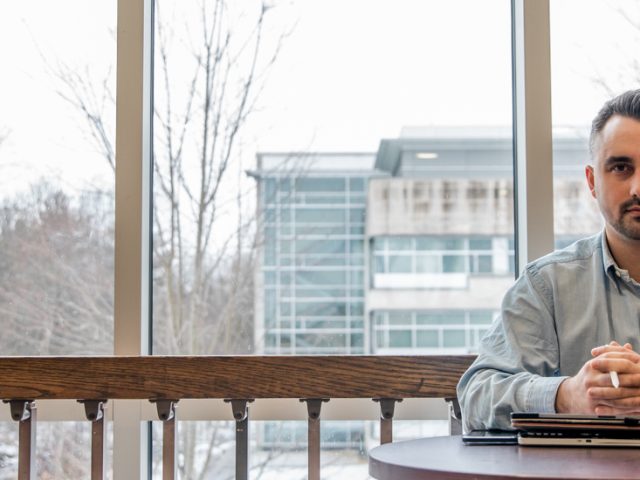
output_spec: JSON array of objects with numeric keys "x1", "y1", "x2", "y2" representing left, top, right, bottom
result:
[{"x1": 611, "y1": 164, "x2": 631, "y2": 173}]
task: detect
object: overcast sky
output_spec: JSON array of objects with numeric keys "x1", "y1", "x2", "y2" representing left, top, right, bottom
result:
[{"x1": 0, "y1": 0, "x2": 638, "y2": 196}]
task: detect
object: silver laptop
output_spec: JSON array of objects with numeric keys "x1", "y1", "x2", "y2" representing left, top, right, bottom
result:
[{"x1": 512, "y1": 413, "x2": 640, "y2": 447}]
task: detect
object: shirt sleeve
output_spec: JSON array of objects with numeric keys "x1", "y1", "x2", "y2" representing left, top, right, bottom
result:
[{"x1": 456, "y1": 265, "x2": 568, "y2": 431}]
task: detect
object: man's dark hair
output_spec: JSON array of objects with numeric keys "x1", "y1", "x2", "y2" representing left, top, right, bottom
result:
[
  {"x1": 590, "y1": 89, "x2": 640, "y2": 154},
  {"x1": 589, "y1": 89, "x2": 640, "y2": 154}
]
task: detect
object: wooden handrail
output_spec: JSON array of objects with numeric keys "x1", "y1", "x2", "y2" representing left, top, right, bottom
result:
[
  {"x1": 0, "y1": 355, "x2": 475, "y2": 400},
  {"x1": 1, "y1": 355, "x2": 477, "y2": 480}
]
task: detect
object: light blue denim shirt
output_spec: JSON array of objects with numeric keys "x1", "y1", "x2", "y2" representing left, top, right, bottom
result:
[{"x1": 457, "y1": 231, "x2": 640, "y2": 431}]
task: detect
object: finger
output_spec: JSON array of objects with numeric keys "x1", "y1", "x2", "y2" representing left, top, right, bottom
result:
[
  {"x1": 591, "y1": 344, "x2": 638, "y2": 357},
  {"x1": 591, "y1": 395, "x2": 640, "y2": 409},
  {"x1": 588, "y1": 386, "x2": 640, "y2": 399},
  {"x1": 593, "y1": 405, "x2": 640, "y2": 415},
  {"x1": 591, "y1": 372, "x2": 640, "y2": 389},
  {"x1": 610, "y1": 340, "x2": 636, "y2": 351},
  {"x1": 591, "y1": 357, "x2": 640, "y2": 372},
  {"x1": 596, "y1": 350, "x2": 640, "y2": 358},
  {"x1": 592, "y1": 344, "x2": 630, "y2": 356}
]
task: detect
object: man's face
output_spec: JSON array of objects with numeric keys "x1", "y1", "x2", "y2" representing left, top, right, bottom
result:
[{"x1": 586, "y1": 114, "x2": 640, "y2": 243}]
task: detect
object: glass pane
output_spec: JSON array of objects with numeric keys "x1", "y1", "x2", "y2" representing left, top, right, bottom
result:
[
  {"x1": 417, "y1": 313, "x2": 465, "y2": 325},
  {"x1": 0, "y1": 2, "x2": 115, "y2": 356},
  {"x1": 151, "y1": 0, "x2": 514, "y2": 365},
  {"x1": 417, "y1": 330, "x2": 439, "y2": 348},
  {"x1": 295, "y1": 239, "x2": 346, "y2": 254},
  {"x1": 550, "y1": 1, "x2": 630, "y2": 244},
  {"x1": 470, "y1": 311, "x2": 495, "y2": 325},
  {"x1": 295, "y1": 208, "x2": 346, "y2": 223},
  {"x1": 151, "y1": 420, "x2": 447, "y2": 479},
  {"x1": 443, "y1": 255, "x2": 466, "y2": 273},
  {"x1": 416, "y1": 255, "x2": 441, "y2": 273},
  {"x1": 389, "y1": 312, "x2": 412, "y2": 325},
  {"x1": 469, "y1": 238, "x2": 492, "y2": 250},
  {"x1": 296, "y1": 301, "x2": 346, "y2": 316},
  {"x1": 477, "y1": 255, "x2": 493, "y2": 273},
  {"x1": 296, "y1": 271, "x2": 346, "y2": 285},
  {"x1": 374, "y1": 255, "x2": 386, "y2": 273},
  {"x1": 388, "y1": 255, "x2": 412, "y2": 273},
  {"x1": 296, "y1": 177, "x2": 346, "y2": 192},
  {"x1": 389, "y1": 330, "x2": 412, "y2": 348},
  {"x1": 350, "y1": 240, "x2": 364, "y2": 254},
  {"x1": 0, "y1": 423, "x2": 18, "y2": 477},
  {"x1": 349, "y1": 178, "x2": 365, "y2": 192},
  {"x1": 443, "y1": 330, "x2": 466, "y2": 348},
  {"x1": 0, "y1": 422, "x2": 113, "y2": 479},
  {"x1": 349, "y1": 208, "x2": 365, "y2": 223},
  {"x1": 388, "y1": 237, "x2": 413, "y2": 251}
]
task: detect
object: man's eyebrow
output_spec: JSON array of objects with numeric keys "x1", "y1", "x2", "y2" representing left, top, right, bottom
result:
[{"x1": 603, "y1": 156, "x2": 633, "y2": 166}]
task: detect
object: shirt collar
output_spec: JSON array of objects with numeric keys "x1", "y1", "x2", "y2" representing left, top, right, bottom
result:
[
  {"x1": 601, "y1": 229, "x2": 640, "y2": 289},
  {"x1": 600, "y1": 230, "x2": 618, "y2": 277}
]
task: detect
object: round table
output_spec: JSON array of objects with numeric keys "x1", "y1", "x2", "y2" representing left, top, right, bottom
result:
[{"x1": 368, "y1": 435, "x2": 640, "y2": 480}]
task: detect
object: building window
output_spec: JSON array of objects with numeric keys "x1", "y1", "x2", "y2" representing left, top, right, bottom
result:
[
  {"x1": 371, "y1": 235, "x2": 515, "y2": 286},
  {"x1": 372, "y1": 310, "x2": 496, "y2": 354}
]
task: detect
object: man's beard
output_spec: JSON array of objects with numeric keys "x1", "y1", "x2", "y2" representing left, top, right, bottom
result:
[{"x1": 611, "y1": 196, "x2": 640, "y2": 241}]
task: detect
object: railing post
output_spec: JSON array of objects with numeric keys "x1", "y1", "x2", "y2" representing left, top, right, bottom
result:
[
  {"x1": 4, "y1": 400, "x2": 36, "y2": 480},
  {"x1": 225, "y1": 398, "x2": 254, "y2": 480},
  {"x1": 78, "y1": 400, "x2": 107, "y2": 480},
  {"x1": 446, "y1": 397, "x2": 463, "y2": 435},
  {"x1": 373, "y1": 398, "x2": 402, "y2": 444},
  {"x1": 300, "y1": 398, "x2": 329, "y2": 480},
  {"x1": 151, "y1": 399, "x2": 179, "y2": 480}
]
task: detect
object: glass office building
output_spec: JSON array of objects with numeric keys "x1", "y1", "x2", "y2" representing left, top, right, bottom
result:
[
  {"x1": 254, "y1": 153, "x2": 385, "y2": 354},
  {"x1": 254, "y1": 129, "x2": 601, "y2": 357}
]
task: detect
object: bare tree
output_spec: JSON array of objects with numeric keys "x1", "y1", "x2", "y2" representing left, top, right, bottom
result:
[
  {"x1": 41, "y1": 0, "x2": 290, "y2": 477},
  {"x1": 53, "y1": 65, "x2": 115, "y2": 173},
  {"x1": 49, "y1": 0, "x2": 286, "y2": 357},
  {"x1": 589, "y1": 6, "x2": 640, "y2": 97},
  {"x1": 0, "y1": 184, "x2": 114, "y2": 356},
  {"x1": 151, "y1": 2, "x2": 287, "y2": 475},
  {"x1": 151, "y1": 0, "x2": 281, "y2": 358},
  {"x1": 0, "y1": 184, "x2": 114, "y2": 478}
]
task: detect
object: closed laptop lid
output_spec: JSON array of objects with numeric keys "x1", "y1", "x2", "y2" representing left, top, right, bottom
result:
[{"x1": 511, "y1": 413, "x2": 640, "y2": 437}]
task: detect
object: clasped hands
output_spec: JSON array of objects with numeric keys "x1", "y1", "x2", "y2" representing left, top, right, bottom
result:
[{"x1": 556, "y1": 341, "x2": 640, "y2": 415}]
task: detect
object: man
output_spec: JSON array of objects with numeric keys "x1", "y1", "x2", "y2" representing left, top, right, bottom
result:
[{"x1": 457, "y1": 89, "x2": 640, "y2": 431}]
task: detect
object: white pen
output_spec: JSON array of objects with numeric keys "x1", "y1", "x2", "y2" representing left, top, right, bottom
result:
[{"x1": 610, "y1": 371, "x2": 620, "y2": 388}]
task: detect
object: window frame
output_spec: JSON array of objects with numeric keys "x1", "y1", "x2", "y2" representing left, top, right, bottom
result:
[
  {"x1": 114, "y1": 0, "x2": 553, "y2": 475},
  {"x1": 0, "y1": 1, "x2": 554, "y2": 478}
]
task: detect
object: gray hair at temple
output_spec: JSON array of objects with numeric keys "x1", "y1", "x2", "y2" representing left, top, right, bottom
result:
[{"x1": 590, "y1": 89, "x2": 640, "y2": 156}]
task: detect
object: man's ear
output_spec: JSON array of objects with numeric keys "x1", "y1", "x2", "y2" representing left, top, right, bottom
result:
[{"x1": 585, "y1": 165, "x2": 596, "y2": 199}]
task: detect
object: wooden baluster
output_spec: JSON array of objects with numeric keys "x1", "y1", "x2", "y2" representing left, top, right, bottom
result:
[
  {"x1": 4, "y1": 400, "x2": 36, "y2": 480},
  {"x1": 225, "y1": 399, "x2": 254, "y2": 480},
  {"x1": 79, "y1": 400, "x2": 107, "y2": 480},
  {"x1": 373, "y1": 398, "x2": 402, "y2": 445},
  {"x1": 152, "y1": 399, "x2": 179, "y2": 480},
  {"x1": 300, "y1": 398, "x2": 329, "y2": 480}
]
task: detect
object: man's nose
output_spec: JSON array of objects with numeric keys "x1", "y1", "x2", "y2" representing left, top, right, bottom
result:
[{"x1": 632, "y1": 169, "x2": 640, "y2": 198}]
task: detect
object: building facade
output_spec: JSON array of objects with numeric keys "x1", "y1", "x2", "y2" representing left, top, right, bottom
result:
[
  {"x1": 254, "y1": 129, "x2": 602, "y2": 356},
  {"x1": 253, "y1": 153, "x2": 385, "y2": 355}
]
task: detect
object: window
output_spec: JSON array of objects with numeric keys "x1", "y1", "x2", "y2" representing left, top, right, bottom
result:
[
  {"x1": 0, "y1": 3, "x2": 115, "y2": 357},
  {"x1": 1, "y1": 1, "x2": 115, "y2": 477},
  {"x1": 5, "y1": 0, "x2": 593, "y2": 477},
  {"x1": 372, "y1": 310, "x2": 497, "y2": 353},
  {"x1": 371, "y1": 235, "x2": 515, "y2": 282},
  {"x1": 149, "y1": 0, "x2": 514, "y2": 472},
  {"x1": 550, "y1": 1, "x2": 635, "y2": 244}
]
